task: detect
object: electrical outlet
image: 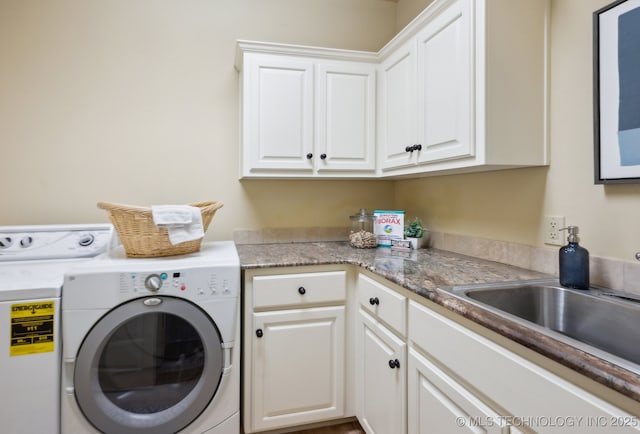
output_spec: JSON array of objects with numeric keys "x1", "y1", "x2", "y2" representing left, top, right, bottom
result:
[{"x1": 544, "y1": 215, "x2": 565, "y2": 246}]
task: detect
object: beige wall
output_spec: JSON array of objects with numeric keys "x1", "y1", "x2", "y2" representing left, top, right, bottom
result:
[
  {"x1": 3, "y1": 0, "x2": 640, "y2": 263},
  {"x1": 395, "y1": 0, "x2": 640, "y2": 262},
  {"x1": 395, "y1": 0, "x2": 432, "y2": 30},
  {"x1": 0, "y1": 0, "x2": 397, "y2": 237}
]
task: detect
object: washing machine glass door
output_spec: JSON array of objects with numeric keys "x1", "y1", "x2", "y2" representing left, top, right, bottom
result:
[{"x1": 74, "y1": 296, "x2": 224, "y2": 434}]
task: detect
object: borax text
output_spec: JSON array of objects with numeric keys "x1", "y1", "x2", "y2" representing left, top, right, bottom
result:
[{"x1": 377, "y1": 217, "x2": 401, "y2": 224}]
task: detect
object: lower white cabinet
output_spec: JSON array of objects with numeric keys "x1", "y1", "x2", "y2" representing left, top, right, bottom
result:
[
  {"x1": 408, "y1": 347, "x2": 507, "y2": 434},
  {"x1": 242, "y1": 267, "x2": 639, "y2": 433},
  {"x1": 251, "y1": 307, "x2": 345, "y2": 431},
  {"x1": 409, "y1": 300, "x2": 640, "y2": 434},
  {"x1": 357, "y1": 309, "x2": 407, "y2": 434},
  {"x1": 243, "y1": 267, "x2": 348, "y2": 433}
]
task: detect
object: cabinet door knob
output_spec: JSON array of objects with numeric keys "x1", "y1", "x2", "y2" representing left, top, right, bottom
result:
[
  {"x1": 369, "y1": 297, "x2": 379, "y2": 306},
  {"x1": 405, "y1": 146, "x2": 413, "y2": 153},
  {"x1": 320, "y1": 153, "x2": 327, "y2": 160},
  {"x1": 298, "y1": 286, "x2": 306, "y2": 295},
  {"x1": 306, "y1": 153, "x2": 313, "y2": 159},
  {"x1": 388, "y1": 359, "x2": 400, "y2": 369},
  {"x1": 413, "y1": 144, "x2": 422, "y2": 151},
  {"x1": 256, "y1": 329, "x2": 263, "y2": 338}
]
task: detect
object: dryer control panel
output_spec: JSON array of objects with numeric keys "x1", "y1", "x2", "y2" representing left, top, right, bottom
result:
[{"x1": 118, "y1": 264, "x2": 239, "y2": 301}]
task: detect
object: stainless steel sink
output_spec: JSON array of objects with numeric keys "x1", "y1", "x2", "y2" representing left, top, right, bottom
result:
[{"x1": 442, "y1": 279, "x2": 640, "y2": 374}]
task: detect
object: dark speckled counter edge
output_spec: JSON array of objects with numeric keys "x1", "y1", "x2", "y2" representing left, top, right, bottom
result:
[{"x1": 236, "y1": 242, "x2": 640, "y2": 404}]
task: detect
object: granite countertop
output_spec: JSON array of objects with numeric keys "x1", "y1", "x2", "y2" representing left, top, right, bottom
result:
[{"x1": 237, "y1": 241, "x2": 640, "y2": 404}]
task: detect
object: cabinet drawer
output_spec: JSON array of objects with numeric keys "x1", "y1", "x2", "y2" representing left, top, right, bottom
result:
[
  {"x1": 409, "y1": 301, "x2": 639, "y2": 432},
  {"x1": 252, "y1": 271, "x2": 346, "y2": 309},
  {"x1": 358, "y1": 274, "x2": 406, "y2": 336}
]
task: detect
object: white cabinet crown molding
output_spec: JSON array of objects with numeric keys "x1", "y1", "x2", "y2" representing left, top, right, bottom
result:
[
  {"x1": 235, "y1": 40, "x2": 378, "y2": 72},
  {"x1": 236, "y1": 0, "x2": 477, "y2": 70}
]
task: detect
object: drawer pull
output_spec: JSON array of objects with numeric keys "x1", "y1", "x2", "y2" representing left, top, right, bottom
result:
[
  {"x1": 388, "y1": 359, "x2": 400, "y2": 369},
  {"x1": 369, "y1": 297, "x2": 380, "y2": 306},
  {"x1": 298, "y1": 286, "x2": 306, "y2": 295},
  {"x1": 256, "y1": 329, "x2": 263, "y2": 338}
]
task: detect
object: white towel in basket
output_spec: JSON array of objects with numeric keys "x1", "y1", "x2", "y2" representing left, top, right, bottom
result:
[{"x1": 151, "y1": 205, "x2": 204, "y2": 245}]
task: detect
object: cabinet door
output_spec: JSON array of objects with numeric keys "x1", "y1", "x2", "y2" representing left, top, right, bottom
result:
[
  {"x1": 242, "y1": 53, "x2": 314, "y2": 175},
  {"x1": 251, "y1": 306, "x2": 345, "y2": 431},
  {"x1": 378, "y1": 39, "x2": 418, "y2": 171},
  {"x1": 358, "y1": 309, "x2": 406, "y2": 434},
  {"x1": 409, "y1": 301, "x2": 640, "y2": 434},
  {"x1": 316, "y1": 61, "x2": 376, "y2": 173},
  {"x1": 408, "y1": 347, "x2": 506, "y2": 434},
  {"x1": 416, "y1": 0, "x2": 473, "y2": 164}
]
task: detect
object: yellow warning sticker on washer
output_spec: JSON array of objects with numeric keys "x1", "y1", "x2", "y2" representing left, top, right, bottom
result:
[{"x1": 10, "y1": 301, "x2": 55, "y2": 356}]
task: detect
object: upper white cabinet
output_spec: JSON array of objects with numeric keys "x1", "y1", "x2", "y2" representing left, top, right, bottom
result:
[
  {"x1": 236, "y1": 42, "x2": 377, "y2": 178},
  {"x1": 236, "y1": 0, "x2": 549, "y2": 179},
  {"x1": 378, "y1": 0, "x2": 549, "y2": 176},
  {"x1": 378, "y1": 39, "x2": 418, "y2": 171},
  {"x1": 379, "y1": 0, "x2": 472, "y2": 171},
  {"x1": 316, "y1": 61, "x2": 377, "y2": 173},
  {"x1": 415, "y1": 0, "x2": 472, "y2": 165},
  {"x1": 240, "y1": 53, "x2": 315, "y2": 175}
]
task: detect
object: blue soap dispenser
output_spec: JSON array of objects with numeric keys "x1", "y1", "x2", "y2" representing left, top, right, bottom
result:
[{"x1": 559, "y1": 226, "x2": 589, "y2": 289}]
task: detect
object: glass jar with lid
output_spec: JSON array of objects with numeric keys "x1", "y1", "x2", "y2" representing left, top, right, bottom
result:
[{"x1": 349, "y1": 208, "x2": 376, "y2": 248}]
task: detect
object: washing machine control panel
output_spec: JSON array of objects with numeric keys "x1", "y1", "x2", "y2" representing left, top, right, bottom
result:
[
  {"x1": 0, "y1": 224, "x2": 112, "y2": 261},
  {"x1": 120, "y1": 265, "x2": 238, "y2": 300}
]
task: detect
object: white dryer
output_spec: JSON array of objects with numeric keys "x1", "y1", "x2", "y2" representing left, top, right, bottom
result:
[
  {"x1": 0, "y1": 224, "x2": 112, "y2": 434},
  {"x1": 61, "y1": 241, "x2": 240, "y2": 434}
]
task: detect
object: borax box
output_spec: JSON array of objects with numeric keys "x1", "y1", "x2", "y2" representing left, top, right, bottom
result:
[{"x1": 374, "y1": 210, "x2": 405, "y2": 247}]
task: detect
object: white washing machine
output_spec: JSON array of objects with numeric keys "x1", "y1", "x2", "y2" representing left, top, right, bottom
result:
[
  {"x1": 0, "y1": 224, "x2": 113, "y2": 434},
  {"x1": 61, "y1": 241, "x2": 240, "y2": 434}
]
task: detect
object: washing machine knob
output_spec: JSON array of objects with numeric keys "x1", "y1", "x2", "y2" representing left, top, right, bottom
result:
[
  {"x1": 78, "y1": 234, "x2": 95, "y2": 247},
  {"x1": 20, "y1": 236, "x2": 33, "y2": 248},
  {"x1": 144, "y1": 274, "x2": 163, "y2": 292},
  {"x1": 0, "y1": 237, "x2": 13, "y2": 249}
]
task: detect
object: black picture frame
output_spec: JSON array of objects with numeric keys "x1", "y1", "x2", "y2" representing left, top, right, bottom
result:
[{"x1": 594, "y1": 0, "x2": 640, "y2": 184}]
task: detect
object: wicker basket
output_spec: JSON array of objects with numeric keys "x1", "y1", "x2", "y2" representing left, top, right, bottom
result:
[{"x1": 97, "y1": 201, "x2": 223, "y2": 258}]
